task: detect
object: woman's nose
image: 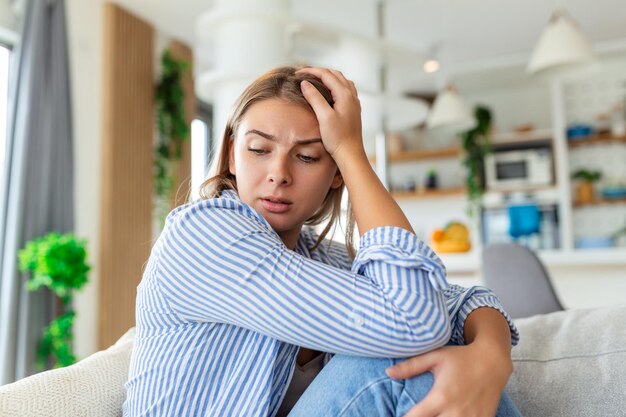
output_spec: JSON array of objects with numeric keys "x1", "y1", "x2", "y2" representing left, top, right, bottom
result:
[{"x1": 267, "y1": 156, "x2": 292, "y2": 185}]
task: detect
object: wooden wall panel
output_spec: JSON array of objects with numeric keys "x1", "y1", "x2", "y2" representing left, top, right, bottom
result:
[
  {"x1": 168, "y1": 40, "x2": 194, "y2": 208},
  {"x1": 99, "y1": 3, "x2": 154, "y2": 349}
]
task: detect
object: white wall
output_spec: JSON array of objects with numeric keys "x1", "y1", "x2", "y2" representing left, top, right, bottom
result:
[
  {"x1": 549, "y1": 265, "x2": 626, "y2": 309},
  {"x1": 66, "y1": 0, "x2": 105, "y2": 359}
]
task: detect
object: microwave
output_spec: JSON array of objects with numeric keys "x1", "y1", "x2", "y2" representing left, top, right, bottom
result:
[{"x1": 485, "y1": 148, "x2": 553, "y2": 190}]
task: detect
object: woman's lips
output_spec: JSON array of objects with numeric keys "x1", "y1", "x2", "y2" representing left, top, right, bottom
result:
[{"x1": 260, "y1": 198, "x2": 292, "y2": 213}]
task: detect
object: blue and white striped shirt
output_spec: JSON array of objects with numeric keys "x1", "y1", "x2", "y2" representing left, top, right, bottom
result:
[{"x1": 123, "y1": 189, "x2": 518, "y2": 417}]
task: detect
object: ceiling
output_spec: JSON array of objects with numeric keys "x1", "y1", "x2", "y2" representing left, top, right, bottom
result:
[{"x1": 112, "y1": 0, "x2": 626, "y2": 93}]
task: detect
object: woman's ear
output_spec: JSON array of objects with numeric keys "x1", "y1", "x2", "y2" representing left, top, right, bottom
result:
[
  {"x1": 330, "y1": 168, "x2": 343, "y2": 189},
  {"x1": 228, "y1": 138, "x2": 236, "y2": 176}
]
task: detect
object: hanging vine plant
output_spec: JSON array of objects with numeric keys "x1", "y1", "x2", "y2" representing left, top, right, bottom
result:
[
  {"x1": 155, "y1": 49, "x2": 190, "y2": 222},
  {"x1": 459, "y1": 105, "x2": 493, "y2": 217},
  {"x1": 18, "y1": 233, "x2": 91, "y2": 369}
]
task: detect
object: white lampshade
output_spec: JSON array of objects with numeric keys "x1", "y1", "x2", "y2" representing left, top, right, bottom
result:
[
  {"x1": 427, "y1": 84, "x2": 476, "y2": 132},
  {"x1": 527, "y1": 8, "x2": 597, "y2": 79}
]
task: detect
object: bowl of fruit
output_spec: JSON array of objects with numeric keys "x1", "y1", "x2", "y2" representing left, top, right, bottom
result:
[{"x1": 430, "y1": 221, "x2": 472, "y2": 253}]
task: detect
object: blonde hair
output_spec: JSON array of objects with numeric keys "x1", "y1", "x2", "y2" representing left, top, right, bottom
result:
[{"x1": 199, "y1": 66, "x2": 355, "y2": 256}]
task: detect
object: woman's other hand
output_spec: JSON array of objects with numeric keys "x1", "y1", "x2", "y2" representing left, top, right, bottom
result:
[
  {"x1": 385, "y1": 342, "x2": 513, "y2": 417},
  {"x1": 386, "y1": 307, "x2": 515, "y2": 417},
  {"x1": 296, "y1": 67, "x2": 364, "y2": 162}
]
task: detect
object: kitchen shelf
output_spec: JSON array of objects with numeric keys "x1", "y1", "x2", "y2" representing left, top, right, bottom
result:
[
  {"x1": 568, "y1": 133, "x2": 626, "y2": 149},
  {"x1": 392, "y1": 187, "x2": 466, "y2": 201},
  {"x1": 538, "y1": 248, "x2": 626, "y2": 266},
  {"x1": 573, "y1": 197, "x2": 626, "y2": 208},
  {"x1": 484, "y1": 184, "x2": 558, "y2": 194},
  {"x1": 491, "y1": 128, "x2": 553, "y2": 145},
  {"x1": 369, "y1": 146, "x2": 461, "y2": 163},
  {"x1": 437, "y1": 247, "x2": 626, "y2": 275}
]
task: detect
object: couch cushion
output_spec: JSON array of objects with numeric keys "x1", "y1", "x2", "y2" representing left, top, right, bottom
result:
[
  {"x1": 0, "y1": 327, "x2": 135, "y2": 417},
  {"x1": 507, "y1": 304, "x2": 626, "y2": 417}
]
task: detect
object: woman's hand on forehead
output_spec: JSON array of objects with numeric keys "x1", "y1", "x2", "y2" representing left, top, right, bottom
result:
[{"x1": 296, "y1": 67, "x2": 364, "y2": 162}]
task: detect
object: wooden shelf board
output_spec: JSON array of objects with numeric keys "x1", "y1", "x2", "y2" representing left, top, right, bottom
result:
[
  {"x1": 573, "y1": 197, "x2": 626, "y2": 208},
  {"x1": 491, "y1": 128, "x2": 553, "y2": 145},
  {"x1": 485, "y1": 184, "x2": 558, "y2": 194},
  {"x1": 392, "y1": 187, "x2": 466, "y2": 201},
  {"x1": 568, "y1": 133, "x2": 626, "y2": 148},
  {"x1": 369, "y1": 146, "x2": 461, "y2": 163}
]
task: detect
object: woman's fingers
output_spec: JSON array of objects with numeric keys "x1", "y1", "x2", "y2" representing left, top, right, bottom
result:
[
  {"x1": 297, "y1": 66, "x2": 364, "y2": 160},
  {"x1": 297, "y1": 66, "x2": 341, "y2": 85},
  {"x1": 300, "y1": 80, "x2": 332, "y2": 118},
  {"x1": 386, "y1": 351, "x2": 439, "y2": 380},
  {"x1": 329, "y1": 68, "x2": 351, "y2": 86},
  {"x1": 297, "y1": 67, "x2": 353, "y2": 96},
  {"x1": 349, "y1": 80, "x2": 358, "y2": 96}
]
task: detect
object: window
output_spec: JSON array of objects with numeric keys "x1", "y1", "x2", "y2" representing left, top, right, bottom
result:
[
  {"x1": 0, "y1": 42, "x2": 11, "y2": 314},
  {"x1": 0, "y1": 43, "x2": 10, "y2": 187},
  {"x1": 190, "y1": 100, "x2": 212, "y2": 201}
]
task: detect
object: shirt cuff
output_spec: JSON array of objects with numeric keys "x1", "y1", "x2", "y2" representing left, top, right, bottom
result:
[
  {"x1": 351, "y1": 226, "x2": 449, "y2": 292},
  {"x1": 452, "y1": 292, "x2": 520, "y2": 347}
]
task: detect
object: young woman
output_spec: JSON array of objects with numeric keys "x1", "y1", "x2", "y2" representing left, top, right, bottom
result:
[{"x1": 123, "y1": 66, "x2": 521, "y2": 417}]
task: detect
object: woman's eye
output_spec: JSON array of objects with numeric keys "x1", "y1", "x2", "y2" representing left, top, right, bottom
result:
[
  {"x1": 298, "y1": 154, "x2": 320, "y2": 163},
  {"x1": 248, "y1": 148, "x2": 267, "y2": 155}
]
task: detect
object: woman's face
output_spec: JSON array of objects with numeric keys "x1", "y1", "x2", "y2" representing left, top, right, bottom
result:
[{"x1": 229, "y1": 98, "x2": 343, "y2": 249}]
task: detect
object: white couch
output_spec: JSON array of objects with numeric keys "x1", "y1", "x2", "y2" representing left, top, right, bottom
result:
[{"x1": 1, "y1": 305, "x2": 625, "y2": 417}]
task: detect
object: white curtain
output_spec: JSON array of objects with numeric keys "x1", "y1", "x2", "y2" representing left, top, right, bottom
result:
[{"x1": 0, "y1": 0, "x2": 74, "y2": 384}]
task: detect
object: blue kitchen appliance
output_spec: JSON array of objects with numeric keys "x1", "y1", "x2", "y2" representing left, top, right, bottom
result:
[{"x1": 508, "y1": 203, "x2": 541, "y2": 240}]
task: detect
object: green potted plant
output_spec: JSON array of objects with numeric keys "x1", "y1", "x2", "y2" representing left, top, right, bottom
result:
[
  {"x1": 18, "y1": 233, "x2": 91, "y2": 369},
  {"x1": 460, "y1": 105, "x2": 493, "y2": 216},
  {"x1": 154, "y1": 48, "x2": 191, "y2": 225},
  {"x1": 425, "y1": 168, "x2": 439, "y2": 189},
  {"x1": 571, "y1": 169, "x2": 602, "y2": 204}
]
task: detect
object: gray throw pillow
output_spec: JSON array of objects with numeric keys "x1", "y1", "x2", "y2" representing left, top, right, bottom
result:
[{"x1": 507, "y1": 304, "x2": 626, "y2": 417}]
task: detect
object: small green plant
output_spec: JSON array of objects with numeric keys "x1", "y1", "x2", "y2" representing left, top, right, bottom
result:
[
  {"x1": 571, "y1": 169, "x2": 602, "y2": 182},
  {"x1": 18, "y1": 233, "x2": 90, "y2": 369},
  {"x1": 425, "y1": 168, "x2": 439, "y2": 189},
  {"x1": 155, "y1": 48, "x2": 190, "y2": 223},
  {"x1": 459, "y1": 105, "x2": 493, "y2": 217}
]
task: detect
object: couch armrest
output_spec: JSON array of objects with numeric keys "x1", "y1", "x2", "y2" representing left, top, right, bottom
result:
[{"x1": 0, "y1": 328, "x2": 135, "y2": 417}]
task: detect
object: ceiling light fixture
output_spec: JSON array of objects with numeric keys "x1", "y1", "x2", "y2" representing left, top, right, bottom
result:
[
  {"x1": 427, "y1": 84, "x2": 476, "y2": 132},
  {"x1": 423, "y1": 58, "x2": 440, "y2": 73},
  {"x1": 423, "y1": 44, "x2": 440, "y2": 73},
  {"x1": 527, "y1": 8, "x2": 598, "y2": 79}
]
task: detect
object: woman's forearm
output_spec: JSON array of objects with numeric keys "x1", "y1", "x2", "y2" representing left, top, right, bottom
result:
[
  {"x1": 463, "y1": 307, "x2": 513, "y2": 369},
  {"x1": 334, "y1": 147, "x2": 414, "y2": 235}
]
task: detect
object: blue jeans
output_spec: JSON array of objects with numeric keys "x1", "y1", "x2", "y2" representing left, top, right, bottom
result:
[{"x1": 287, "y1": 354, "x2": 522, "y2": 417}]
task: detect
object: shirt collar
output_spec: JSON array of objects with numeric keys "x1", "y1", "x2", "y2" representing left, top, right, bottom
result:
[{"x1": 218, "y1": 188, "x2": 310, "y2": 253}]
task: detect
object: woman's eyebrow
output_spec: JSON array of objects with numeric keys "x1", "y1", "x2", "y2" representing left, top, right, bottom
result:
[{"x1": 245, "y1": 129, "x2": 322, "y2": 145}]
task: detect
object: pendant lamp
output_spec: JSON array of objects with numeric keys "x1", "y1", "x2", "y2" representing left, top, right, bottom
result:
[
  {"x1": 527, "y1": 8, "x2": 597, "y2": 79},
  {"x1": 427, "y1": 84, "x2": 476, "y2": 132}
]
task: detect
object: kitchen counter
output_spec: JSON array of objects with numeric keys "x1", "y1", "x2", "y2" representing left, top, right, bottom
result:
[{"x1": 439, "y1": 247, "x2": 626, "y2": 275}]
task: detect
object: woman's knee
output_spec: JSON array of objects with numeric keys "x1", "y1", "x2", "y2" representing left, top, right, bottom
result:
[
  {"x1": 299, "y1": 355, "x2": 434, "y2": 417},
  {"x1": 326, "y1": 355, "x2": 434, "y2": 400},
  {"x1": 324, "y1": 355, "x2": 395, "y2": 381}
]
